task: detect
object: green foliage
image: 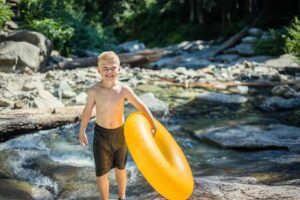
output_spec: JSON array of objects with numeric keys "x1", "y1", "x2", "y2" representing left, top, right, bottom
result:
[
  {"x1": 285, "y1": 17, "x2": 300, "y2": 59},
  {"x1": 0, "y1": 1, "x2": 14, "y2": 28},
  {"x1": 254, "y1": 29, "x2": 286, "y2": 56},
  {"x1": 26, "y1": 18, "x2": 74, "y2": 55},
  {"x1": 20, "y1": 0, "x2": 116, "y2": 55}
]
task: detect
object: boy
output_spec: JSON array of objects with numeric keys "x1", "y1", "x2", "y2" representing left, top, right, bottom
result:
[{"x1": 79, "y1": 51, "x2": 156, "y2": 200}]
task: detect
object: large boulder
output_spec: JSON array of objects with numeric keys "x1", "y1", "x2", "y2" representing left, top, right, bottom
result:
[
  {"x1": 194, "y1": 124, "x2": 300, "y2": 151},
  {"x1": 0, "y1": 41, "x2": 41, "y2": 72},
  {"x1": 0, "y1": 30, "x2": 52, "y2": 72}
]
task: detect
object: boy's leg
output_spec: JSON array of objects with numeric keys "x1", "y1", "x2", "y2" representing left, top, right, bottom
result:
[
  {"x1": 114, "y1": 168, "x2": 127, "y2": 199},
  {"x1": 96, "y1": 173, "x2": 109, "y2": 200}
]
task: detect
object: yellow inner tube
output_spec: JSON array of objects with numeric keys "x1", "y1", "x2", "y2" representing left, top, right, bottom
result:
[{"x1": 124, "y1": 112, "x2": 194, "y2": 200}]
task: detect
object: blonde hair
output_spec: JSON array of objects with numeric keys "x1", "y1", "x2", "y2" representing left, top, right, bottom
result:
[{"x1": 97, "y1": 51, "x2": 120, "y2": 67}]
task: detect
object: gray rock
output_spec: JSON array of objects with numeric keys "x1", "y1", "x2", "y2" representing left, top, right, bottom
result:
[
  {"x1": 75, "y1": 92, "x2": 87, "y2": 105},
  {"x1": 4, "y1": 30, "x2": 52, "y2": 70},
  {"x1": 22, "y1": 80, "x2": 43, "y2": 91},
  {"x1": 241, "y1": 36, "x2": 258, "y2": 43},
  {"x1": 196, "y1": 92, "x2": 248, "y2": 104},
  {"x1": 260, "y1": 96, "x2": 300, "y2": 111},
  {"x1": 0, "y1": 41, "x2": 40, "y2": 72},
  {"x1": 264, "y1": 54, "x2": 300, "y2": 72},
  {"x1": 216, "y1": 54, "x2": 239, "y2": 62},
  {"x1": 271, "y1": 85, "x2": 299, "y2": 98},
  {"x1": 117, "y1": 40, "x2": 145, "y2": 53},
  {"x1": 58, "y1": 80, "x2": 76, "y2": 99},
  {"x1": 0, "y1": 98, "x2": 14, "y2": 107},
  {"x1": 4, "y1": 21, "x2": 18, "y2": 30},
  {"x1": 196, "y1": 124, "x2": 300, "y2": 150},
  {"x1": 139, "y1": 93, "x2": 169, "y2": 117},
  {"x1": 248, "y1": 28, "x2": 263, "y2": 37},
  {"x1": 194, "y1": 176, "x2": 300, "y2": 200},
  {"x1": 235, "y1": 43, "x2": 255, "y2": 56},
  {"x1": 33, "y1": 89, "x2": 65, "y2": 108}
]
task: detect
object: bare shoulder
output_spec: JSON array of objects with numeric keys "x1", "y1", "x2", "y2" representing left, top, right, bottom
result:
[
  {"x1": 88, "y1": 83, "x2": 100, "y2": 95},
  {"x1": 119, "y1": 82, "x2": 133, "y2": 93}
]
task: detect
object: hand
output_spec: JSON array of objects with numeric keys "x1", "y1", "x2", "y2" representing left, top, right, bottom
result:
[
  {"x1": 151, "y1": 124, "x2": 157, "y2": 137},
  {"x1": 79, "y1": 132, "x2": 88, "y2": 146}
]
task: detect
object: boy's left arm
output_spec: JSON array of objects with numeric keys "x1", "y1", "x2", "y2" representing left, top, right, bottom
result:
[{"x1": 124, "y1": 85, "x2": 157, "y2": 136}]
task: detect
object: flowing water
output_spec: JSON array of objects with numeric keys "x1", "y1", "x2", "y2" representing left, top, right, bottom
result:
[{"x1": 1, "y1": 89, "x2": 300, "y2": 199}]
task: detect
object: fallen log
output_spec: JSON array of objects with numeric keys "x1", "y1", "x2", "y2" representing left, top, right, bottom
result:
[
  {"x1": 0, "y1": 106, "x2": 95, "y2": 142},
  {"x1": 54, "y1": 48, "x2": 165, "y2": 70},
  {"x1": 212, "y1": 12, "x2": 263, "y2": 56}
]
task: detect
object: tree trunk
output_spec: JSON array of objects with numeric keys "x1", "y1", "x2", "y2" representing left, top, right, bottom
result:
[{"x1": 0, "y1": 106, "x2": 95, "y2": 142}]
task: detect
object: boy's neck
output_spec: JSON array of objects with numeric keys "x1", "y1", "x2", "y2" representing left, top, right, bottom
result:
[{"x1": 100, "y1": 80, "x2": 117, "y2": 89}]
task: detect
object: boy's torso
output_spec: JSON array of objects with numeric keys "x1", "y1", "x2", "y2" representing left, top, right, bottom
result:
[{"x1": 92, "y1": 81, "x2": 125, "y2": 129}]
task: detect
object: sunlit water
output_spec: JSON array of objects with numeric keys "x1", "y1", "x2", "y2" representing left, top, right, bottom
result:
[{"x1": 1, "y1": 102, "x2": 300, "y2": 199}]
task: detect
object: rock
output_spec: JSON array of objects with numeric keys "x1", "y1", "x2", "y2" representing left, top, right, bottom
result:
[
  {"x1": 235, "y1": 43, "x2": 255, "y2": 56},
  {"x1": 3, "y1": 30, "x2": 52, "y2": 71},
  {"x1": 58, "y1": 80, "x2": 76, "y2": 99},
  {"x1": 261, "y1": 31, "x2": 271, "y2": 40},
  {"x1": 216, "y1": 54, "x2": 239, "y2": 63},
  {"x1": 117, "y1": 40, "x2": 145, "y2": 53},
  {"x1": 271, "y1": 85, "x2": 298, "y2": 98},
  {"x1": 241, "y1": 36, "x2": 258, "y2": 43},
  {"x1": 4, "y1": 21, "x2": 19, "y2": 30},
  {"x1": 260, "y1": 96, "x2": 300, "y2": 111},
  {"x1": 22, "y1": 80, "x2": 43, "y2": 91},
  {"x1": 0, "y1": 98, "x2": 14, "y2": 107},
  {"x1": 194, "y1": 176, "x2": 300, "y2": 200},
  {"x1": 248, "y1": 28, "x2": 263, "y2": 37},
  {"x1": 264, "y1": 54, "x2": 300, "y2": 73},
  {"x1": 33, "y1": 89, "x2": 65, "y2": 108},
  {"x1": 75, "y1": 92, "x2": 87, "y2": 105},
  {"x1": 0, "y1": 41, "x2": 40, "y2": 72},
  {"x1": 138, "y1": 93, "x2": 169, "y2": 117},
  {"x1": 13, "y1": 100, "x2": 25, "y2": 109},
  {"x1": 237, "y1": 86, "x2": 249, "y2": 94},
  {"x1": 196, "y1": 92, "x2": 248, "y2": 104},
  {"x1": 195, "y1": 124, "x2": 300, "y2": 150}
]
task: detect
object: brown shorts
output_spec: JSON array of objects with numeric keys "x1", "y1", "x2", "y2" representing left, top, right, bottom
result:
[{"x1": 93, "y1": 123, "x2": 128, "y2": 177}]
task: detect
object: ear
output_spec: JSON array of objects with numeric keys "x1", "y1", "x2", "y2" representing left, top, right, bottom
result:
[{"x1": 97, "y1": 67, "x2": 101, "y2": 73}]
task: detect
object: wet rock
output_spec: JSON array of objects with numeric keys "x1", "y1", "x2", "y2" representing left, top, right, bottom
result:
[
  {"x1": 260, "y1": 96, "x2": 300, "y2": 111},
  {"x1": 195, "y1": 124, "x2": 300, "y2": 150},
  {"x1": 271, "y1": 85, "x2": 299, "y2": 98},
  {"x1": 196, "y1": 92, "x2": 248, "y2": 104}
]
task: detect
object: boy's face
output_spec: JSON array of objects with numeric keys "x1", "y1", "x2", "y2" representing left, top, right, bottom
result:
[{"x1": 97, "y1": 59, "x2": 120, "y2": 81}]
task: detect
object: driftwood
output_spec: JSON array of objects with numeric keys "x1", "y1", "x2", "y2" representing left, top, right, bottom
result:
[
  {"x1": 0, "y1": 106, "x2": 95, "y2": 142},
  {"x1": 158, "y1": 77, "x2": 293, "y2": 90},
  {"x1": 55, "y1": 48, "x2": 165, "y2": 70},
  {"x1": 212, "y1": 12, "x2": 263, "y2": 56}
]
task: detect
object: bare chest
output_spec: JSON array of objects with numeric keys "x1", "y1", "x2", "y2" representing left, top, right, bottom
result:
[{"x1": 94, "y1": 88, "x2": 124, "y2": 112}]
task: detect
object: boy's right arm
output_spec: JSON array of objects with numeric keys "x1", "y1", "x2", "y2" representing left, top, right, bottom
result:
[{"x1": 79, "y1": 88, "x2": 95, "y2": 146}]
